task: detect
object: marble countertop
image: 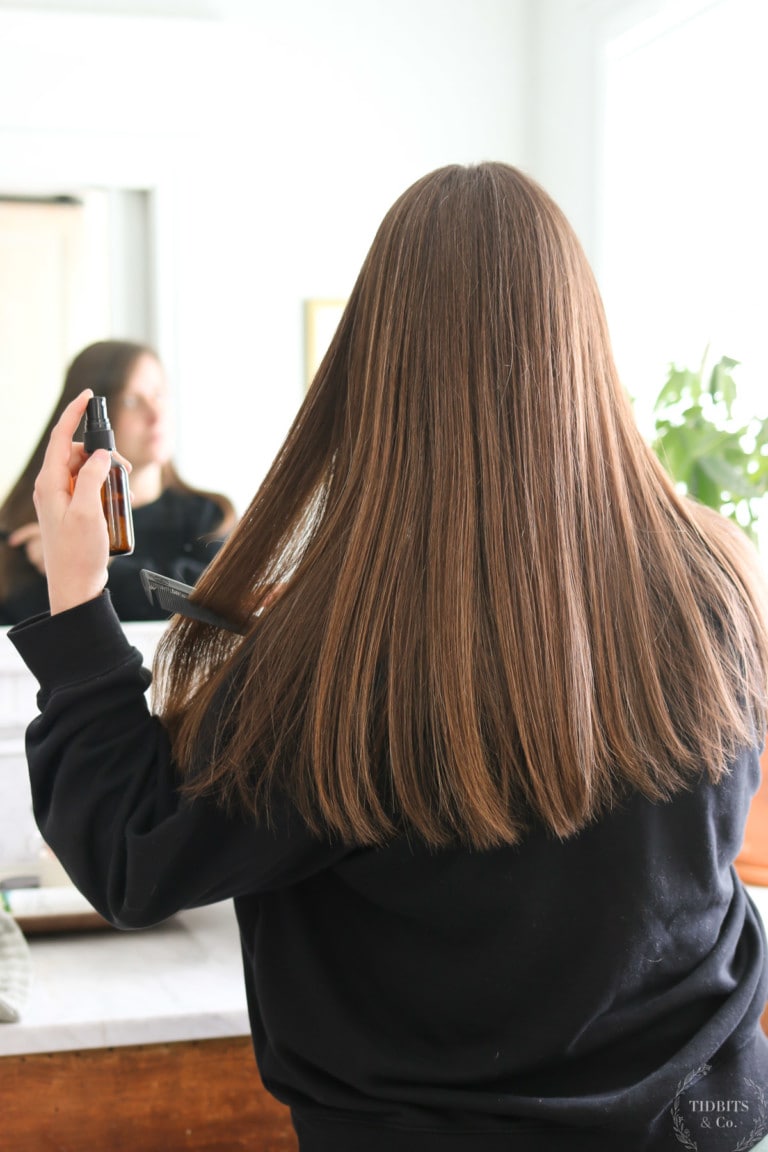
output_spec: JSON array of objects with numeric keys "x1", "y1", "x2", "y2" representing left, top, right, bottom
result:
[{"x1": 0, "y1": 900, "x2": 250, "y2": 1057}]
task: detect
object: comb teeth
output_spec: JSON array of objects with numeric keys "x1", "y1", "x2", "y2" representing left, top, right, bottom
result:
[{"x1": 139, "y1": 570, "x2": 244, "y2": 633}]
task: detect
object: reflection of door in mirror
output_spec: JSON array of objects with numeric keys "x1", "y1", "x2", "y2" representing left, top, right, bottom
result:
[{"x1": 0, "y1": 189, "x2": 152, "y2": 503}]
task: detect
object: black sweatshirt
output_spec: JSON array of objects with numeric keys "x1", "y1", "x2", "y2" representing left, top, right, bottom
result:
[{"x1": 8, "y1": 594, "x2": 768, "y2": 1152}]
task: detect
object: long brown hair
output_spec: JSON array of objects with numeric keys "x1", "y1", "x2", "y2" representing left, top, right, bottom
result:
[
  {"x1": 155, "y1": 163, "x2": 768, "y2": 849},
  {"x1": 0, "y1": 340, "x2": 235, "y2": 600}
]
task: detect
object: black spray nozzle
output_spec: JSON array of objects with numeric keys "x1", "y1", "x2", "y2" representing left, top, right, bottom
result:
[{"x1": 83, "y1": 395, "x2": 115, "y2": 453}]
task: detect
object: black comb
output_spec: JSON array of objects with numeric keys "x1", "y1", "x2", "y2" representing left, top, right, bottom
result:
[{"x1": 140, "y1": 570, "x2": 245, "y2": 634}]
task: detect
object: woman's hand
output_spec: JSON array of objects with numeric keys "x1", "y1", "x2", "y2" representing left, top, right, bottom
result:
[
  {"x1": 7, "y1": 521, "x2": 46, "y2": 574},
  {"x1": 33, "y1": 389, "x2": 129, "y2": 615}
]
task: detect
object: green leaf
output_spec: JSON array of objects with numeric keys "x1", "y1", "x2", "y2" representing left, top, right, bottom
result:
[
  {"x1": 687, "y1": 461, "x2": 722, "y2": 509},
  {"x1": 754, "y1": 418, "x2": 768, "y2": 449},
  {"x1": 649, "y1": 350, "x2": 766, "y2": 542},
  {"x1": 697, "y1": 454, "x2": 761, "y2": 499},
  {"x1": 653, "y1": 367, "x2": 701, "y2": 412},
  {"x1": 708, "y1": 357, "x2": 739, "y2": 416}
]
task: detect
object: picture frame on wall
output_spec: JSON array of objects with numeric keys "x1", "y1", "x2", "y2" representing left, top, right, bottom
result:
[{"x1": 304, "y1": 298, "x2": 346, "y2": 390}]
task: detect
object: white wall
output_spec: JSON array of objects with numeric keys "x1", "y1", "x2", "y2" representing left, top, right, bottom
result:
[
  {"x1": 525, "y1": 0, "x2": 694, "y2": 266},
  {"x1": 0, "y1": 1, "x2": 529, "y2": 515},
  {"x1": 526, "y1": 0, "x2": 766, "y2": 366}
]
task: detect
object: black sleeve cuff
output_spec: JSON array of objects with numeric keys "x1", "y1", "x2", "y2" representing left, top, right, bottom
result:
[{"x1": 7, "y1": 591, "x2": 144, "y2": 697}]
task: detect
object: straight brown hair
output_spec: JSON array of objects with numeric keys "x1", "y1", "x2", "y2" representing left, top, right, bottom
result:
[{"x1": 155, "y1": 163, "x2": 768, "y2": 849}]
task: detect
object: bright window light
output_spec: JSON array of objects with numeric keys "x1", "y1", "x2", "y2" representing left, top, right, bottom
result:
[{"x1": 600, "y1": 0, "x2": 767, "y2": 438}]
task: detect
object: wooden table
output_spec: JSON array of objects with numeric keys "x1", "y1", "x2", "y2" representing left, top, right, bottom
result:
[{"x1": 1, "y1": 1036, "x2": 297, "y2": 1152}]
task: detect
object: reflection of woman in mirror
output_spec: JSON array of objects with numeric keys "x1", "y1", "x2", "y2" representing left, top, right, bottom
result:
[{"x1": 0, "y1": 340, "x2": 236, "y2": 623}]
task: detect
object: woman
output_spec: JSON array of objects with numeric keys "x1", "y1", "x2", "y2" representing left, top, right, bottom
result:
[
  {"x1": 8, "y1": 164, "x2": 768, "y2": 1150},
  {"x1": 0, "y1": 340, "x2": 235, "y2": 623}
]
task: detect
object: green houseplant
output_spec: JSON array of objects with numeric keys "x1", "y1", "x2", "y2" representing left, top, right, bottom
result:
[{"x1": 651, "y1": 351, "x2": 768, "y2": 543}]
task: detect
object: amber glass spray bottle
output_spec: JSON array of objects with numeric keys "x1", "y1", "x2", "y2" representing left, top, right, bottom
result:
[{"x1": 83, "y1": 396, "x2": 135, "y2": 556}]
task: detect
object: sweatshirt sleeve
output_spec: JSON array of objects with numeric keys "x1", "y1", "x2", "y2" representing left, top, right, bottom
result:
[{"x1": 7, "y1": 593, "x2": 345, "y2": 929}]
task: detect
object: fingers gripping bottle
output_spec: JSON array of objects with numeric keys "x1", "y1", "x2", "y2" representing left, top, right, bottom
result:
[{"x1": 83, "y1": 396, "x2": 135, "y2": 556}]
